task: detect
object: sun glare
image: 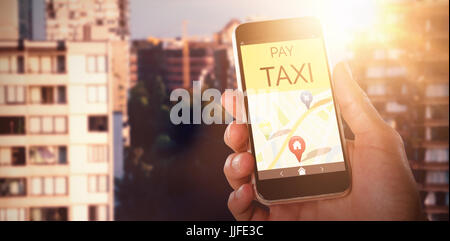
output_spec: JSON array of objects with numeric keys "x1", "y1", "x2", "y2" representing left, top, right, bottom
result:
[{"x1": 313, "y1": 0, "x2": 378, "y2": 47}]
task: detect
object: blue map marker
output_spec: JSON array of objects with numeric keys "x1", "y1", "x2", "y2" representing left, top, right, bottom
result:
[{"x1": 300, "y1": 91, "x2": 313, "y2": 109}]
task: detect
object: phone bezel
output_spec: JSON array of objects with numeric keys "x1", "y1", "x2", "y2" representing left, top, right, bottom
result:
[{"x1": 233, "y1": 17, "x2": 351, "y2": 202}]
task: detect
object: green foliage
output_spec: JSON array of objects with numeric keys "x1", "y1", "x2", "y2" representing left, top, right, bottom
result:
[{"x1": 116, "y1": 73, "x2": 233, "y2": 220}]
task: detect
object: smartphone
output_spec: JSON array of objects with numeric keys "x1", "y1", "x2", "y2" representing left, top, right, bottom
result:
[{"x1": 232, "y1": 17, "x2": 351, "y2": 204}]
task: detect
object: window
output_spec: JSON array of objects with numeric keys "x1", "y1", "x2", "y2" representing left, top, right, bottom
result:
[
  {"x1": 425, "y1": 105, "x2": 449, "y2": 120},
  {"x1": 366, "y1": 84, "x2": 386, "y2": 96},
  {"x1": 29, "y1": 116, "x2": 67, "y2": 134},
  {"x1": 425, "y1": 171, "x2": 449, "y2": 184},
  {"x1": 83, "y1": 25, "x2": 91, "y2": 41},
  {"x1": 366, "y1": 67, "x2": 385, "y2": 79},
  {"x1": 41, "y1": 86, "x2": 54, "y2": 104},
  {"x1": 386, "y1": 66, "x2": 407, "y2": 77},
  {"x1": 426, "y1": 127, "x2": 449, "y2": 142},
  {"x1": 88, "y1": 145, "x2": 108, "y2": 162},
  {"x1": 30, "y1": 207, "x2": 68, "y2": 221},
  {"x1": 88, "y1": 116, "x2": 108, "y2": 132},
  {"x1": 57, "y1": 86, "x2": 67, "y2": 103},
  {"x1": 0, "y1": 55, "x2": 18, "y2": 73},
  {"x1": 57, "y1": 55, "x2": 65, "y2": 73},
  {"x1": 58, "y1": 146, "x2": 67, "y2": 164},
  {"x1": 88, "y1": 175, "x2": 109, "y2": 193},
  {"x1": 27, "y1": 55, "x2": 66, "y2": 74},
  {"x1": 0, "y1": 208, "x2": 26, "y2": 221},
  {"x1": 30, "y1": 176, "x2": 67, "y2": 196},
  {"x1": 425, "y1": 148, "x2": 449, "y2": 163},
  {"x1": 87, "y1": 85, "x2": 107, "y2": 103},
  {"x1": 0, "y1": 86, "x2": 25, "y2": 104},
  {"x1": 0, "y1": 178, "x2": 26, "y2": 197},
  {"x1": 86, "y1": 55, "x2": 107, "y2": 73},
  {"x1": 385, "y1": 101, "x2": 407, "y2": 113},
  {"x1": 88, "y1": 205, "x2": 109, "y2": 221},
  {"x1": 0, "y1": 147, "x2": 25, "y2": 166},
  {"x1": 29, "y1": 146, "x2": 67, "y2": 165},
  {"x1": 17, "y1": 56, "x2": 24, "y2": 73},
  {"x1": 0, "y1": 117, "x2": 25, "y2": 135},
  {"x1": 69, "y1": 11, "x2": 75, "y2": 19},
  {"x1": 41, "y1": 56, "x2": 52, "y2": 73},
  {"x1": 28, "y1": 56, "x2": 39, "y2": 73},
  {"x1": 426, "y1": 83, "x2": 449, "y2": 97},
  {"x1": 0, "y1": 55, "x2": 10, "y2": 73},
  {"x1": 29, "y1": 86, "x2": 66, "y2": 104}
]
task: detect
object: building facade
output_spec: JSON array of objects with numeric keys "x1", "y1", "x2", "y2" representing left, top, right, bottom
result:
[
  {"x1": 349, "y1": 0, "x2": 449, "y2": 221},
  {"x1": 0, "y1": 0, "x2": 19, "y2": 40},
  {"x1": 18, "y1": 0, "x2": 33, "y2": 40},
  {"x1": 45, "y1": 0, "x2": 130, "y2": 116},
  {"x1": 162, "y1": 39, "x2": 216, "y2": 91},
  {"x1": 45, "y1": 0, "x2": 129, "y2": 41},
  {"x1": 0, "y1": 40, "x2": 115, "y2": 221},
  {"x1": 44, "y1": 0, "x2": 130, "y2": 161}
]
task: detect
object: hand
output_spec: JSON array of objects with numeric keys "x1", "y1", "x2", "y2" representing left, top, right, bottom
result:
[{"x1": 221, "y1": 62, "x2": 426, "y2": 220}]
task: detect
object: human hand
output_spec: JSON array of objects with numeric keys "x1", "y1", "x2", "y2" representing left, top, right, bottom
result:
[{"x1": 221, "y1": 62, "x2": 426, "y2": 220}]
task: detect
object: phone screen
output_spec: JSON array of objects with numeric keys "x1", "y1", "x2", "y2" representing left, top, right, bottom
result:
[{"x1": 240, "y1": 37, "x2": 347, "y2": 180}]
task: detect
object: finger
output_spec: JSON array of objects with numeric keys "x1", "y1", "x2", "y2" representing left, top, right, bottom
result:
[
  {"x1": 228, "y1": 183, "x2": 269, "y2": 221},
  {"x1": 224, "y1": 152, "x2": 254, "y2": 190},
  {"x1": 345, "y1": 139, "x2": 354, "y2": 156},
  {"x1": 224, "y1": 121, "x2": 249, "y2": 152},
  {"x1": 221, "y1": 89, "x2": 246, "y2": 123},
  {"x1": 332, "y1": 62, "x2": 387, "y2": 136},
  {"x1": 345, "y1": 139, "x2": 354, "y2": 166}
]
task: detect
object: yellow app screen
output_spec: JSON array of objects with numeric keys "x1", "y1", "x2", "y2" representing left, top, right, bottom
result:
[{"x1": 240, "y1": 38, "x2": 346, "y2": 180}]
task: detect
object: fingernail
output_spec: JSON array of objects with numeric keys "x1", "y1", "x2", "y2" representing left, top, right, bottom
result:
[
  {"x1": 231, "y1": 155, "x2": 240, "y2": 171},
  {"x1": 226, "y1": 125, "x2": 231, "y2": 143},
  {"x1": 235, "y1": 185, "x2": 244, "y2": 199},
  {"x1": 344, "y1": 61, "x2": 353, "y2": 79}
]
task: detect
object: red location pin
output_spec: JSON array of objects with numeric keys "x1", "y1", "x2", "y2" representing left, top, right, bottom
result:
[{"x1": 289, "y1": 136, "x2": 306, "y2": 163}]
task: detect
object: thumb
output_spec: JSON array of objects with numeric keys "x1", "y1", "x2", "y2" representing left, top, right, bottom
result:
[{"x1": 332, "y1": 62, "x2": 387, "y2": 136}]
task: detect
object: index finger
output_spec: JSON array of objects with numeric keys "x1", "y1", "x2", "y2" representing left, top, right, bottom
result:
[{"x1": 221, "y1": 89, "x2": 247, "y2": 124}]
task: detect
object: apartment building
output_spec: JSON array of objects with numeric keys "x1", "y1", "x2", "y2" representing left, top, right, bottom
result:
[
  {"x1": 0, "y1": 0, "x2": 19, "y2": 40},
  {"x1": 45, "y1": 0, "x2": 130, "y2": 158},
  {"x1": 18, "y1": 0, "x2": 33, "y2": 39},
  {"x1": 162, "y1": 39, "x2": 216, "y2": 91},
  {"x1": 0, "y1": 40, "x2": 115, "y2": 221},
  {"x1": 349, "y1": 0, "x2": 449, "y2": 220},
  {"x1": 45, "y1": 0, "x2": 129, "y2": 41},
  {"x1": 214, "y1": 19, "x2": 240, "y2": 89}
]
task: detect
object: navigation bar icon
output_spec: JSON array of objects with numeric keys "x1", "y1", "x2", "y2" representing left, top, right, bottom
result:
[{"x1": 298, "y1": 167, "x2": 306, "y2": 175}]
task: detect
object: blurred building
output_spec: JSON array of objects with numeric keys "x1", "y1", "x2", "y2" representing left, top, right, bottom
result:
[
  {"x1": 0, "y1": 0, "x2": 19, "y2": 40},
  {"x1": 0, "y1": 0, "x2": 131, "y2": 221},
  {"x1": 18, "y1": 0, "x2": 33, "y2": 39},
  {"x1": 129, "y1": 38, "x2": 164, "y2": 89},
  {"x1": 349, "y1": 0, "x2": 449, "y2": 221},
  {"x1": 45, "y1": 0, "x2": 129, "y2": 41},
  {"x1": 44, "y1": 0, "x2": 130, "y2": 179},
  {"x1": 130, "y1": 37, "x2": 222, "y2": 91},
  {"x1": 130, "y1": 19, "x2": 241, "y2": 93},
  {"x1": 0, "y1": 40, "x2": 115, "y2": 221},
  {"x1": 163, "y1": 39, "x2": 216, "y2": 91},
  {"x1": 214, "y1": 19, "x2": 240, "y2": 89}
]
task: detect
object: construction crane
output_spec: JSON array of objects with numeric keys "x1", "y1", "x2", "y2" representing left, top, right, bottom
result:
[{"x1": 182, "y1": 20, "x2": 190, "y2": 89}]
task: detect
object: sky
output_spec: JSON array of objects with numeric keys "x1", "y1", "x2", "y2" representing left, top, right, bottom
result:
[
  {"x1": 31, "y1": 0, "x2": 365, "y2": 65},
  {"x1": 32, "y1": 0, "x2": 319, "y2": 39},
  {"x1": 129, "y1": 0, "x2": 318, "y2": 39}
]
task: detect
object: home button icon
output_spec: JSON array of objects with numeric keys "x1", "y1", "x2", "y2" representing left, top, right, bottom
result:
[{"x1": 298, "y1": 167, "x2": 306, "y2": 176}]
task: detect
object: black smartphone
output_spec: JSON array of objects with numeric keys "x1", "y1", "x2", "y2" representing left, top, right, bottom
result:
[{"x1": 232, "y1": 17, "x2": 351, "y2": 204}]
